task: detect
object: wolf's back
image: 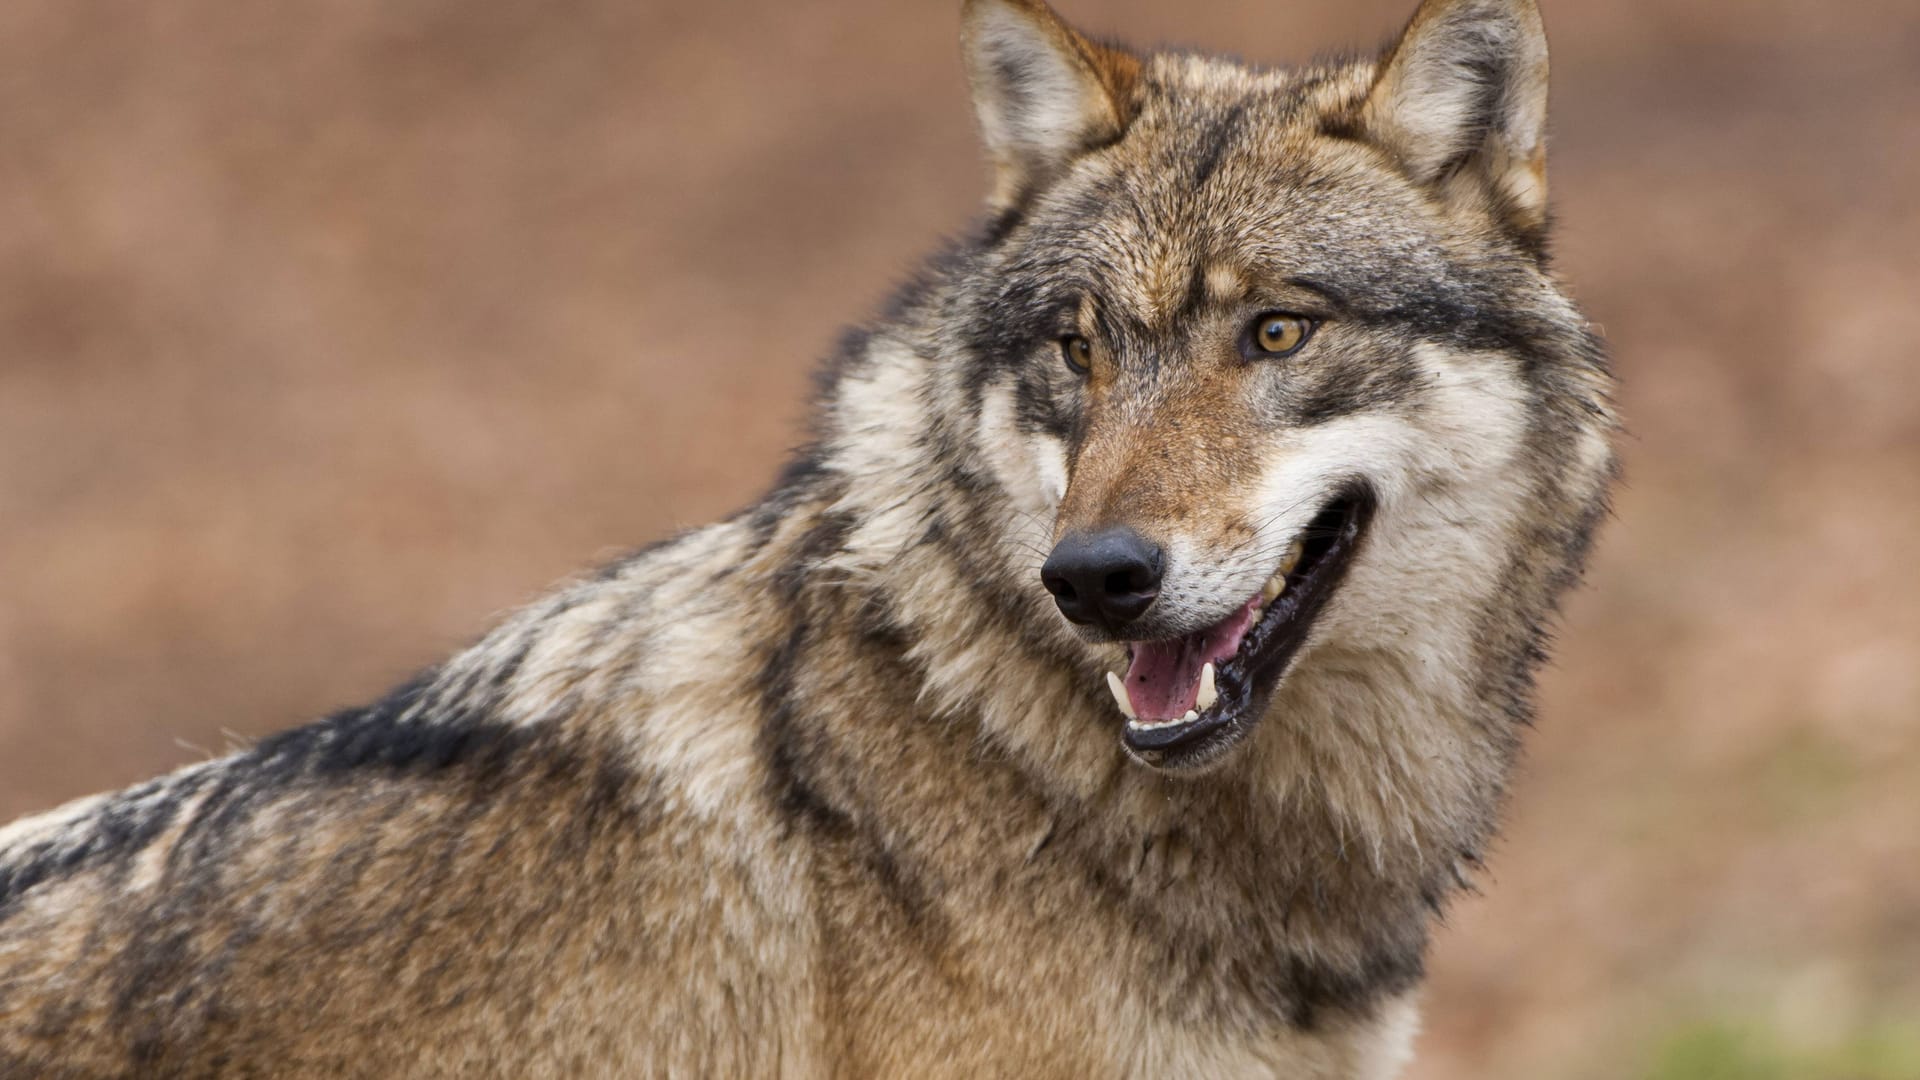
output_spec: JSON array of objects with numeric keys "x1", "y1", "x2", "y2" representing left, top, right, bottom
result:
[{"x1": 0, "y1": 522, "x2": 826, "y2": 1077}]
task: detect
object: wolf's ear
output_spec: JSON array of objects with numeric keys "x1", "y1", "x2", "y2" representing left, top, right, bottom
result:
[
  {"x1": 962, "y1": 0, "x2": 1140, "y2": 209},
  {"x1": 1363, "y1": 0, "x2": 1551, "y2": 242}
]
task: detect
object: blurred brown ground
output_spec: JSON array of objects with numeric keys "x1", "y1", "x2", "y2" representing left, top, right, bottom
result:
[{"x1": 2, "y1": 0, "x2": 1917, "y2": 1075}]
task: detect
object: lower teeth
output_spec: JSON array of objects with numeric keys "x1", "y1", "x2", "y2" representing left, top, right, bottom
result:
[{"x1": 1129, "y1": 708, "x2": 1200, "y2": 732}]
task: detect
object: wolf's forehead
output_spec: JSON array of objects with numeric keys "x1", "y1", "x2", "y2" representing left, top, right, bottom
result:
[
  {"x1": 1043, "y1": 68, "x2": 1450, "y2": 329},
  {"x1": 1059, "y1": 114, "x2": 1337, "y2": 325}
]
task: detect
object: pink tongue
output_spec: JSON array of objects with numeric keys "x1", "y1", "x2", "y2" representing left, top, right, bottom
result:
[{"x1": 1121, "y1": 595, "x2": 1262, "y2": 722}]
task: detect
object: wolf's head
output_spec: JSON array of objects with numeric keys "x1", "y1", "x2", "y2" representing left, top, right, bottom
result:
[{"x1": 847, "y1": 0, "x2": 1615, "y2": 777}]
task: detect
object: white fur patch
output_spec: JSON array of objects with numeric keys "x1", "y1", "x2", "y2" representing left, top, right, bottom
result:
[
  {"x1": 975, "y1": 378, "x2": 1067, "y2": 515},
  {"x1": 1355, "y1": 993, "x2": 1422, "y2": 1079},
  {"x1": 1128, "y1": 990, "x2": 1420, "y2": 1078}
]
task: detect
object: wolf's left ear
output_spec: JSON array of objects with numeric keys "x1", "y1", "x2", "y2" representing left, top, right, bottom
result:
[
  {"x1": 1363, "y1": 0, "x2": 1551, "y2": 243},
  {"x1": 962, "y1": 0, "x2": 1141, "y2": 210}
]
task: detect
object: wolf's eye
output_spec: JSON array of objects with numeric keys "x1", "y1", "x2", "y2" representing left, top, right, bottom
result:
[
  {"x1": 1245, "y1": 313, "x2": 1316, "y2": 359},
  {"x1": 1061, "y1": 335, "x2": 1094, "y2": 375}
]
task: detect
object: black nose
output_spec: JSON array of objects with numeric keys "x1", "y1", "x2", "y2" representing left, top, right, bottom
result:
[{"x1": 1040, "y1": 528, "x2": 1164, "y2": 631}]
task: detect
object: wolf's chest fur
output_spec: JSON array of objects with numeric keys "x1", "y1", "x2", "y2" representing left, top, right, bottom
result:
[{"x1": 0, "y1": 0, "x2": 1614, "y2": 1075}]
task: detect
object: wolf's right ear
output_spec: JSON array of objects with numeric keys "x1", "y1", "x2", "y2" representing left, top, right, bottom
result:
[
  {"x1": 962, "y1": 0, "x2": 1140, "y2": 210},
  {"x1": 1363, "y1": 0, "x2": 1551, "y2": 244}
]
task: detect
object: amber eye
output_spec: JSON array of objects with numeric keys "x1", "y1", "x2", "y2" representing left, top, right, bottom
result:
[
  {"x1": 1245, "y1": 313, "x2": 1316, "y2": 359},
  {"x1": 1061, "y1": 335, "x2": 1094, "y2": 375}
]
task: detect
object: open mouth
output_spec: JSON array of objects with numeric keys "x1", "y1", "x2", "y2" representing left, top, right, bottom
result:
[{"x1": 1105, "y1": 485, "x2": 1377, "y2": 771}]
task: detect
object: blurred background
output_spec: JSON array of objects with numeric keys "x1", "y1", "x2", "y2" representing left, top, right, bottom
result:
[{"x1": 1, "y1": 0, "x2": 1916, "y2": 1074}]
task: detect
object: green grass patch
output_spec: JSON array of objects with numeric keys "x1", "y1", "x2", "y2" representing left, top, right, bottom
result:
[{"x1": 1644, "y1": 1019, "x2": 1920, "y2": 1080}]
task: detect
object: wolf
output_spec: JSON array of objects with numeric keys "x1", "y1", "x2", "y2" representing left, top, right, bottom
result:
[{"x1": 0, "y1": 0, "x2": 1615, "y2": 1075}]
